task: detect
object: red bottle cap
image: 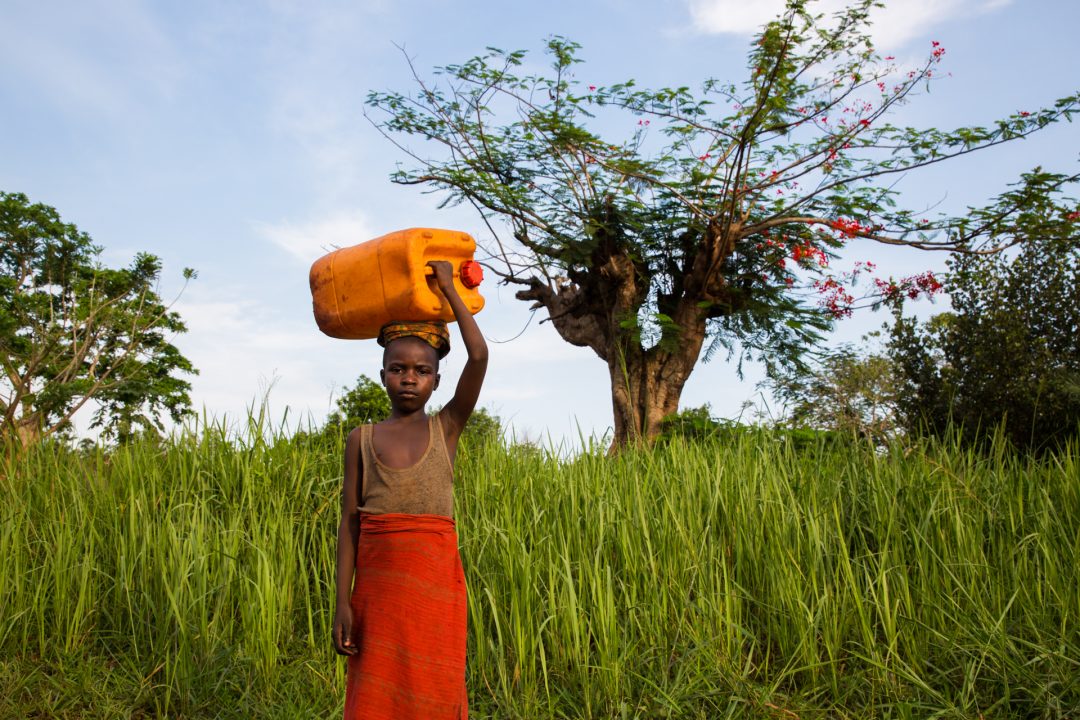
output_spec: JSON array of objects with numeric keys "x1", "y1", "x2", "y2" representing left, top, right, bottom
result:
[{"x1": 459, "y1": 260, "x2": 484, "y2": 289}]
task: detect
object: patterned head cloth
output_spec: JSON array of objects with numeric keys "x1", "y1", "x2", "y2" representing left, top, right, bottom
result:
[{"x1": 377, "y1": 320, "x2": 451, "y2": 359}]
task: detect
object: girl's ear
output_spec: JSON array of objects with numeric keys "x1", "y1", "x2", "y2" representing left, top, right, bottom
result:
[
  {"x1": 434, "y1": 373, "x2": 441, "y2": 391},
  {"x1": 379, "y1": 368, "x2": 386, "y2": 386}
]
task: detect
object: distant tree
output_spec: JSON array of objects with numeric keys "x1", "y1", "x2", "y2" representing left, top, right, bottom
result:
[
  {"x1": 888, "y1": 191, "x2": 1080, "y2": 451},
  {"x1": 0, "y1": 192, "x2": 196, "y2": 447},
  {"x1": 766, "y1": 340, "x2": 900, "y2": 443},
  {"x1": 323, "y1": 374, "x2": 391, "y2": 435},
  {"x1": 886, "y1": 313, "x2": 951, "y2": 440},
  {"x1": 365, "y1": 0, "x2": 1079, "y2": 446},
  {"x1": 458, "y1": 405, "x2": 503, "y2": 450},
  {"x1": 657, "y1": 403, "x2": 850, "y2": 452}
]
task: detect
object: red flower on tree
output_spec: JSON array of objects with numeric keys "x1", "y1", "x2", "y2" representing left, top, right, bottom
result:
[
  {"x1": 792, "y1": 243, "x2": 828, "y2": 266},
  {"x1": 812, "y1": 277, "x2": 855, "y2": 319},
  {"x1": 830, "y1": 218, "x2": 868, "y2": 238},
  {"x1": 874, "y1": 271, "x2": 943, "y2": 303}
]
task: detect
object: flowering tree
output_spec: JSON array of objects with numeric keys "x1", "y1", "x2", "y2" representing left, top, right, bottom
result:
[{"x1": 365, "y1": 0, "x2": 1079, "y2": 446}]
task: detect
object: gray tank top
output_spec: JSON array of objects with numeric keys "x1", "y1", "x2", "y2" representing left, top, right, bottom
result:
[{"x1": 358, "y1": 414, "x2": 455, "y2": 518}]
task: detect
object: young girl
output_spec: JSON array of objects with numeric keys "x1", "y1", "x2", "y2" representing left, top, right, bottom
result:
[{"x1": 333, "y1": 260, "x2": 487, "y2": 720}]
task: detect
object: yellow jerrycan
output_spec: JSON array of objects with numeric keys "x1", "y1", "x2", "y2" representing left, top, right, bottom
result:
[{"x1": 309, "y1": 227, "x2": 485, "y2": 340}]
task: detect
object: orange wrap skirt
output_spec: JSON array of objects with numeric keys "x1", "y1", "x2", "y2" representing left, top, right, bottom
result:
[{"x1": 344, "y1": 513, "x2": 468, "y2": 720}]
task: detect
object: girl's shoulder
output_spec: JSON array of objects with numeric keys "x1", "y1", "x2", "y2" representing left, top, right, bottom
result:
[{"x1": 345, "y1": 425, "x2": 366, "y2": 452}]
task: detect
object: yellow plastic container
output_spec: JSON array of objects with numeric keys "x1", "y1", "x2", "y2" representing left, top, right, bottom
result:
[{"x1": 309, "y1": 227, "x2": 485, "y2": 340}]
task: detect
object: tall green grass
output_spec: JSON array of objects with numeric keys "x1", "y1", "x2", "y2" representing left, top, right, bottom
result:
[{"x1": 1, "y1": 419, "x2": 1077, "y2": 718}]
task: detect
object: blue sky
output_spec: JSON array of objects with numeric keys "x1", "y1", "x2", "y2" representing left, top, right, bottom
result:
[{"x1": 3, "y1": 0, "x2": 1078, "y2": 445}]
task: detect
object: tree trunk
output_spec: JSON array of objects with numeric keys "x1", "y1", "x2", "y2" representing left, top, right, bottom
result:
[
  {"x1": 605, "y1": 320, "x2": 708, "y2": 446},
  {"x1": 511, "y1": 203, "x2": 727, "y2": 449},
  {"x1": 516, "y1": 266, "x2": 710, "y2": 448},
  {"x1": 15, "y1": 414, "x2": 41, "y2": 449}
]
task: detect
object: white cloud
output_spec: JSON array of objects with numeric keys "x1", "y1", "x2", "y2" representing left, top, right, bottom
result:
[
  {"x1": 687, "y1": 0, "x2": 1012, "y2": 49},
  {"x1": 254, "y1": 211, "x2": 378, "y2": 264},
  {"x1": 688, "y1": 2, "x2": 789, "y2": 35}
]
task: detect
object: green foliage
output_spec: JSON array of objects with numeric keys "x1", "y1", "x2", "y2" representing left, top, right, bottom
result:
[
  {"x1": 660, "y1": 402, "x2": 853, "y2": 450},
  {"x1": 888, "y1": 193, "x2": 1080, "y2": 451},
  {"x1": 458, "y1": 405, "x2": 503, "y2": 452},
  {"x1": 887, "y1": 312, "x2": 953, "y2": 438},
  {"x1": 0, "y1": 191, "x2": 196, "y2": 445},
  {"x1": 765, "y1": 339, "x2": 901, "y2": 443},
  {"x1": 322, "y1": 373, "x2": 391, "y2": 436},
  {"x1": 658, "y1": 404, "x2": 729, "y2": 442},
  {"x1": 3, "y1": 420, "x2": 1077, "y2": 717}
]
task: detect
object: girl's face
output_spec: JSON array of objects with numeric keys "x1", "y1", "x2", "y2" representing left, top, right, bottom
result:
[{"x1": 380, "y1": 337, "x2": 440, "y2": 413}]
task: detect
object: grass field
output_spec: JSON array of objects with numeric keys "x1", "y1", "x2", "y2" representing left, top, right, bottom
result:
[{"x1": 1, "y1": 416, "x2": 1077, "y2": 718}]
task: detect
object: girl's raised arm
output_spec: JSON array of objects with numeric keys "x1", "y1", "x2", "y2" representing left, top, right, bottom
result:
[{"x1": 428, "y1": 260, "x2": 488, "y2": 447}]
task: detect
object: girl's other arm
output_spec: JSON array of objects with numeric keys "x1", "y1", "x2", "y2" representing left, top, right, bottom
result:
[
  {"x1": 332, "y1": 427, "x2": 362, "y2": 655},
  {"x1": 429, "y1": 260, "x2": 488, "y2": 443}
]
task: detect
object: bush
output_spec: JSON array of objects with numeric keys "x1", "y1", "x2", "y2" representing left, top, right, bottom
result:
[{"x1": 888, "y1": 207, "x2": 1080, "y2": 452}]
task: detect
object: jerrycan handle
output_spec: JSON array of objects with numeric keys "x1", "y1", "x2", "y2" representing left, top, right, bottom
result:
[{"x1": 423, "y1": 260, "x2": 484, "y2": 289}]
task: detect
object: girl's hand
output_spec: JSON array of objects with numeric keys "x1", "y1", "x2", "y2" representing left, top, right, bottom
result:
[
  {"x1": 333, "y1": 605, "x2": 358, "y2": 656},
  {"x1": 427, "y1": 260, "x2": 456, "y2": 294}
]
